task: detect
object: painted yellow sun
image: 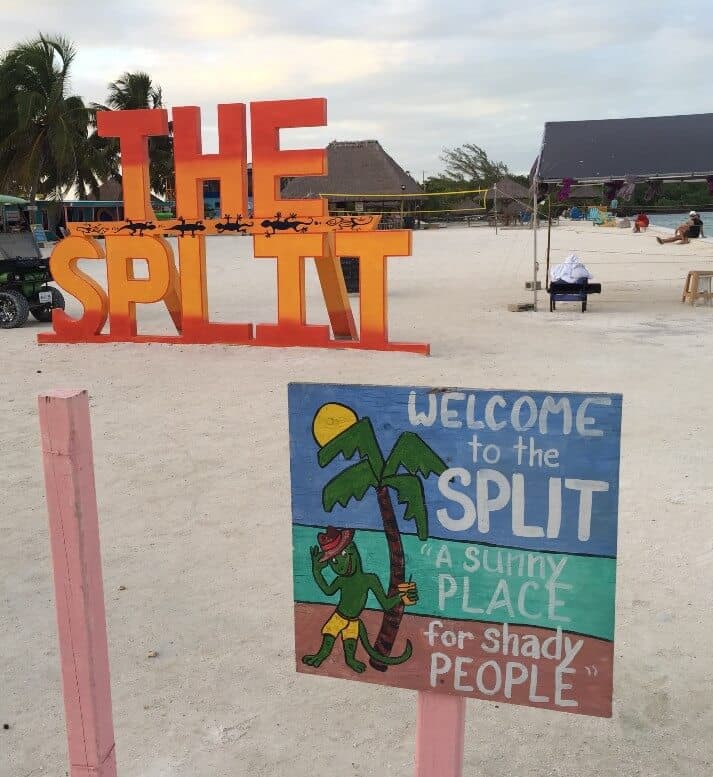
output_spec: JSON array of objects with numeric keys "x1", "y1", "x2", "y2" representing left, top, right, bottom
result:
[{"x1": 312, "y1": 403, "x2": 358, "y2": 447}]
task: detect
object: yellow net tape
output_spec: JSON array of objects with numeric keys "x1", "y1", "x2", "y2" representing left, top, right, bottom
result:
[
  {"x1": 319, "y1": 188, "x2": 488, "y2": 199},
  {"x1": 330, "y1": 206, "x2": 487, "y2": 216}
]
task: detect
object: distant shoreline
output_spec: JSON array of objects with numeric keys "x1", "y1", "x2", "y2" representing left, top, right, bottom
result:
[{"x1": 614, "y1": 206, "x2": 713, "y2": 216}]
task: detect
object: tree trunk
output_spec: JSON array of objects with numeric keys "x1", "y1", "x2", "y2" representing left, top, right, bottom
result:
[
  {"x1": 370, "y1": 485, "x2": 405, "y2": 672},
  {"x1": 29, "y1": 164, "x2": 43, "y2": 203}
]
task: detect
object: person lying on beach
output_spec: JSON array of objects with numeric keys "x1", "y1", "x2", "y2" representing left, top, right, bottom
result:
[{"x1": 656, "y1": 212, "x2": 704, "y2": 245}]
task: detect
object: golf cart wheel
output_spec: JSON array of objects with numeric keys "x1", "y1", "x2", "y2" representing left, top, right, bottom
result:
[
  {"x1": 31, "y1": 288, "x2": 65, "y2": 322},
  {"x1": 0, "y1": 289, "x2": 30, "y2": 329}
]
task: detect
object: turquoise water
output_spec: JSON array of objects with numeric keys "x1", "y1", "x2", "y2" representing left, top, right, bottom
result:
[{"x1": 647, "y1": 212, "x2": 710, "y2": 231}]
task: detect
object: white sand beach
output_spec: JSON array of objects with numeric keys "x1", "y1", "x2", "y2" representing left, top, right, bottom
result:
[{"x1": 2, "y1": 222, "x2": 713, "y2": 776}]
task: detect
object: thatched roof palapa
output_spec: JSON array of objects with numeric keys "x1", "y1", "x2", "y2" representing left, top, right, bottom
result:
[
  {"x1": 484, "y1": 177, "x2": 530, "y2": 203},
  {"x1": 281, "y1": 140, "x2": 422, "y2": 200},
  {"x1": 452, "y1": 178, "x2": 530, "y2": 213}
]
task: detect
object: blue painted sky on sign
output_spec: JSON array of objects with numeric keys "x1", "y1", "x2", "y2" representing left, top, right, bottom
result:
[{"x1": 288, "y1": 383, "x2": 622, "y2": 558}]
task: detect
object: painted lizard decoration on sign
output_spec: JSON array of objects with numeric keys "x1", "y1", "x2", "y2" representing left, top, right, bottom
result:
[
  {"x1": 76, "y1": 224, "x2": 111, "y2": 235},
  {"x1": 215, "y1": 214, "x2": 253, "y2": 234},
  {"x1": 114, "y1": 220, "x2": 157, "y2": 236},
  {"x1": 261, "y1": 212, "x2": 316, "y2": 237},
  {"x1": 301, "y1": 527, "x2": 417, "y2": 674},
  {"x1": 326, "y1": 216, "x2": 376, "y2": 230},
  {"x1": 165, "y1": 217, "x2": 206, "y2": 237}
]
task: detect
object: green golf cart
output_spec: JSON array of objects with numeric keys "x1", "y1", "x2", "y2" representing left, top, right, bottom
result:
[{"x1": 0, "y1": 199, "x2": 65, "y2": 329}]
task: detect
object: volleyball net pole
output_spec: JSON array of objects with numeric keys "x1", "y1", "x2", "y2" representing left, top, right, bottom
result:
[
  {"x1": 494, "y1": 183, "x2": 498, "y2": 236},
  {"x1": 533, "y1": 184, "x2": 539, "y2": 310}
]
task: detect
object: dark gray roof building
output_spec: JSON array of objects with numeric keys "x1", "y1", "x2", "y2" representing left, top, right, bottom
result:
[
  {"x1": 535, "y1": 113, "x2": 713, "y2": 183},
  {"x1": 568, "y1": 184, "x2": 601, "y2": 200}
]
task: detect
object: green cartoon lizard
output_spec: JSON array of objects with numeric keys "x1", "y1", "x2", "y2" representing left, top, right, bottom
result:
[{"x1": 301, "y1": 526, "x2": 418, "y2": 674}]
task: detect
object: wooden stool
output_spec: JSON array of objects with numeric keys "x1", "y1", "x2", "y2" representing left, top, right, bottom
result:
[{"x1": 681, "y1": 271, "x2": 713, "y2": 305}]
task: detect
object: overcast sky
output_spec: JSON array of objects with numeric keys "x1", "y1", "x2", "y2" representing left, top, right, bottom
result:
[{"x1": 3, "y1": 1, "x2": 713, "y2": 180}]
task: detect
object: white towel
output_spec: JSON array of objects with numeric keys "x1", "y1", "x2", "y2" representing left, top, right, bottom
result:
[{"x1": 550, "y1": 253, "x2": 593, "y2": 283}]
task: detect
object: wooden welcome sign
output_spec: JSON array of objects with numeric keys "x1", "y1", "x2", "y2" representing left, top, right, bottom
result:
[
  {"x1": 289, "y1": 383, "x2": 622, "y2": 727},
  {"x1": 39, "y1": 99, "x2": 428, "y2": 354}
]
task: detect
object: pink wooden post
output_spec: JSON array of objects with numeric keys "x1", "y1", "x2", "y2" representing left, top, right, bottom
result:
[
  {"x1": 38, "y1": 389, "x2": 117, "y2": 777},
  {"x1": 414, "y1": 692, "x2": 466, "y2": 777}
]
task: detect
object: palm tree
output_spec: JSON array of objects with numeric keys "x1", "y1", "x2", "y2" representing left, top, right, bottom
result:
[
  {"x1": 96, "y1": 71, "x2": 174, "y2": 197},
  {"x1": 105, "y1": 72, "x2": 163, "y2": 111},
  {"x1": 43, "y1": 118, "x2": 117, "y2": 200},
  {"x1": 314, "y1": 405, "x2": 447, "y2": 671},
  {"x1": 0, "y1": 35, "x2": 96, "y2": 199}
]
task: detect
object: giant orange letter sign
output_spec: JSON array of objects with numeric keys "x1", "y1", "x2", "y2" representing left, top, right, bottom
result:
[
  {"x1": 173, "y1": 104, "x2": 248, "y2": 219},
  {"x1": 104, "y1": 236, "x2": 182, "y2": 338},
  {"x1": 171, "y1": 103, "x2": 253, "y2": 342},
  {"x1": 336, "y1": 231, "x2": 429, "y2": 355},
  {"x1": 97, "y1": 109, "x2": 169, "y2": 220},
  {"x1": 313, "y1": 231, "x2": 357, "y2": 340},
  {"x1": 250, "y1": 98, "x2": 327, "y2": 218},
  {"x1": 39, "y1": 98, "x2": 430, "y2": 354},
  {"x1": 253, "y1": 233, "x2": 332, "y2": 347},
  {"x1": 37, "y1": 237, "x2": 109, "y2": 343}
]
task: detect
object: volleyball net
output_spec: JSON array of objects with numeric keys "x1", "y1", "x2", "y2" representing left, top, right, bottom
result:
[{"x1": 319, "y1": 188, "x2": 491, "y2": 219}]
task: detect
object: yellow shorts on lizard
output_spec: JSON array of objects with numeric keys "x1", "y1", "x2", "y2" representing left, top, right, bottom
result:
[{"x1": 322, "y1": 611, "x2": 359, "y2": 641}]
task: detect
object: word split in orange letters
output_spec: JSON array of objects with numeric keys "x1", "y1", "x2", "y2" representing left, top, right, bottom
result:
[{"x1": 39, "y1": 99, "x2": 428, "y2": 355}]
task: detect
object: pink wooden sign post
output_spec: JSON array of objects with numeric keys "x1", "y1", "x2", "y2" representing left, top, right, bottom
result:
[
  {"x1": 38, "y1": 389, "x2": 117, "y2": 777},
  {"x1": 414, "y1": 692, "x2": 466, "y2": 777}
]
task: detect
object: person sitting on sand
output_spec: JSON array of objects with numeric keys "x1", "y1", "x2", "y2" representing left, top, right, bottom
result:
[
  {"x1": 688, "y1": 211, "x2": 704, "y2": 238},
  {"x1": 633, "y1": 212, "x2": 649, "y2": 233},
  {"x1": 656, "y1": 212, "x2": 704, "y2": 245}
]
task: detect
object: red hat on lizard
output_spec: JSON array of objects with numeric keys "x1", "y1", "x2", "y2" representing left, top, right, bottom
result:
[{"x1": 317, "y1": 526, "x2": 354, "y2": 562}]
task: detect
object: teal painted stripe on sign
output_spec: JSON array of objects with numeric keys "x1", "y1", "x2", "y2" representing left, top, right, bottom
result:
[{"x1": 293, "y1": 525, "x2": 615, "y2": 640}]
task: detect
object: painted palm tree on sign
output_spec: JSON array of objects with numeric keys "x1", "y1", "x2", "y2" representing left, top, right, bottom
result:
[{"x1": 313, "y1": 403, "x2": 447, "y2": 671}]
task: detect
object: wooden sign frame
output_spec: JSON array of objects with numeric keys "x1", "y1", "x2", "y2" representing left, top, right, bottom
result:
[{"x1": 289, "y1": 382, "x2": 622, "y2": 770}]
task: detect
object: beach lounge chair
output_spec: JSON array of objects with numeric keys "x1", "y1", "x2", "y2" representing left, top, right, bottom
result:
[{"x1": 548, "y1": 279, "x2": 602, "y2": 312}]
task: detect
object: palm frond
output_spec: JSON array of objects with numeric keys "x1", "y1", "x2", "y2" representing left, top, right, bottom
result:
[
  {"x1": 382, "y1": 474, "x2": 429, "y2": 539},
  {"x1": 382, "y1": 432, "x2": 448, "y2": 479},
  {"x1": 99, "y1": 71, "x2": 171, "y2": 194},
  {"x1": 323, "y1": 460, "x2": 379, "y2": 511},
  {"x1": 40, "y1": 34, "x2": 77, "y2": 79},
  {"x1": 107, "y1": 71, "x2": 160, "y2": 110},
  {"x1": 317, "y1": 417, "x2": 385, "y2": 476}
]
